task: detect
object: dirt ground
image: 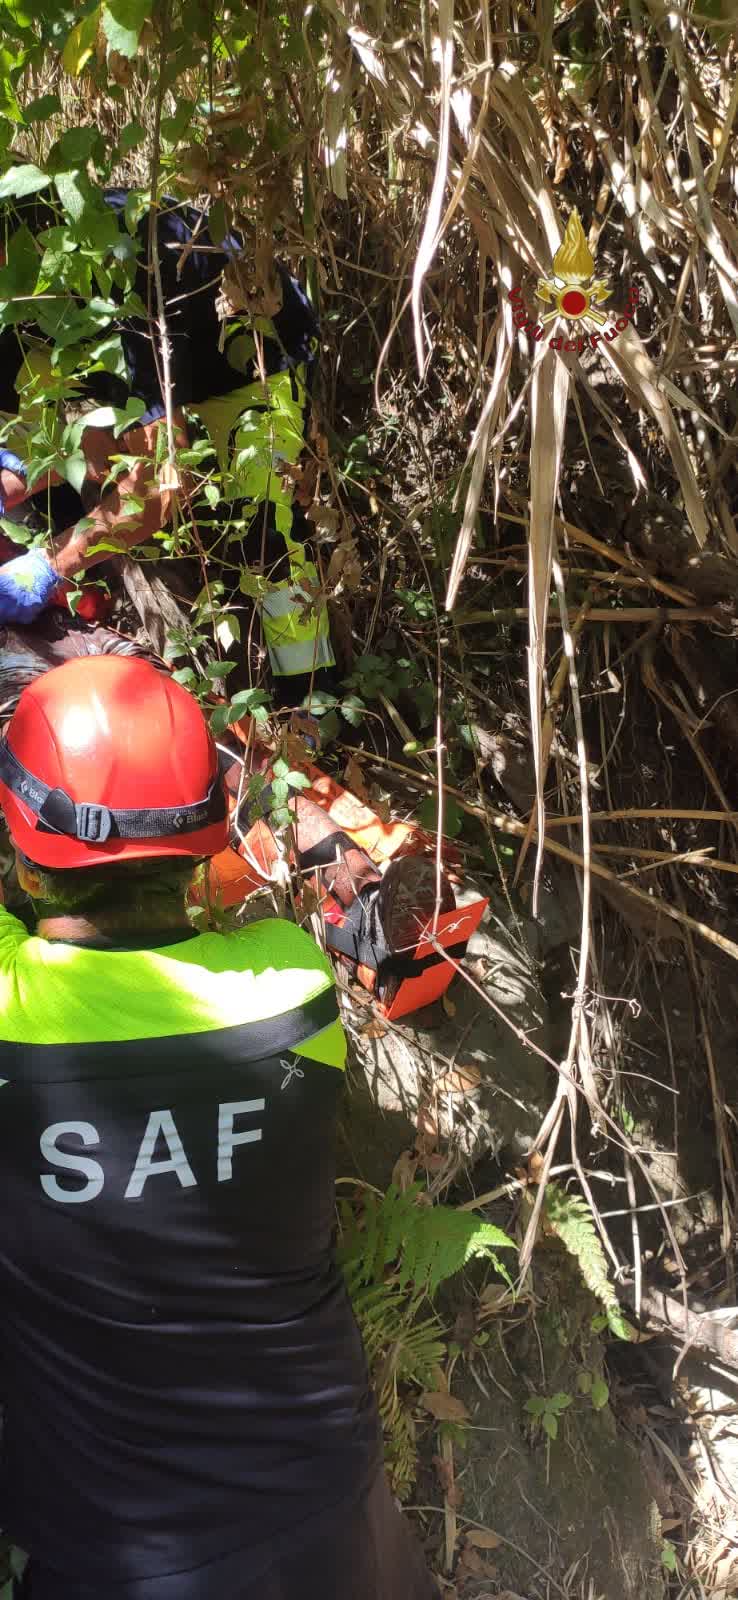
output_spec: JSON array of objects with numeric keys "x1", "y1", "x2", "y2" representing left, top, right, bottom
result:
[{"x1": 341, "y1": 862, "x2": 738, "y2": 1600}]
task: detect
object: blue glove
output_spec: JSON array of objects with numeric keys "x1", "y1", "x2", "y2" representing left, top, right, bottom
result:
[
  {"x1": 0, "y1": 449, "x2": 27, "y2": 518},
  {"x1": 0, "y1": 549, "x2": 60, "y2": 624}
]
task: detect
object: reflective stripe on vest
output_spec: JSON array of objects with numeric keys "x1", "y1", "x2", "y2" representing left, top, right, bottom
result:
[{"x1": 261, "y1": 570, "x2": 336, "y2": 678}]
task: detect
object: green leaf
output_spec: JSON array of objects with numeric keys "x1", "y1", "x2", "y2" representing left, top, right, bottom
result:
[
  {"x1": 229, "y1": 687, "x2": 271, "y2": 717},
  {"x1": 271, "y1": 777, "x2": 289, "y2": 805},
  {"x1": 339, "y1": 693, "x2": 366, "y2": 727},
  {"x1": 160, "y1": 101, "x2": 194, "y2": 144},
  {"x1": 62, "y1": 8, "x2": 101, "y2": 76},
  {"x1": 590, "y1": 1378, "x2": 609, "y2": 1411},
  {"x1": 112, "y1": 397, "x2": 145, "y2": 437},
  {"x1": 272, "y1": 758, "x2": 289, "y2": 778},
  {"x1": 172, "y1": 667, "x2": 197, "y2": 686},
  {"x1": 54, "y1": 169, "x2": 92, "y2": 223},
  {"x1": 607, "y1": 1308, "x2": 633, "y2": 1343},
  {"x1": 301, "y1": 689, "x2": 338, "y2": 714},
  {"x1": 542, "y1": 1412, "x2": 558, "y2": 1441},
  {"x1": 209, "y1": 704, "x2": 234, "y2": 735},
  {"x1": 550, "y1": 1392, "x2": 573, "y2": 1412},
  {"x1": 215, "y1": 615, "x2": 240, "y2": 651},
  {"x1": 80, "y1": 405, "x2": 117, "y2": 431},
  {"x1": 0, "y1": 163, "x2": 50, "y2": 200},
  {"x1": 287, "y1": 771, "x2": 311, "y2": 790},
  {"x1": 577, "y1": 1371, "x2": 593, "y2": 1395},
  {"x1": 24, "y1": 93, "x2": 62, "y2": 124},
  {"x1": 119, "y1": 120, "x2": 146, "y2": 155},
  {"x1": 319, "y1": 709, "x2": 340, "y2": 743},
  {"x1": 270, "y1": 806, "x2": 291, "y2": 829},
  {"x1": 0, "y1": 223, "x2": 39, "y2": 296},
  {"x1": 48, "y1": 127, "x2": 100, "y2": 172},
  {"x1": 101, "y1": 0, "x2": 149, "y2": 58},
  {"x1": 525, "y1": 1397, "x2": 547, "y2": 1417},
  {"x1": 417, "y1": 794, "x2": 462, "y2": 839},
  {"x1": 204, "y1": 660, "x2": 236, "y2": 680},
  {"x1": 124, "y1": 189, "x2": 149, "y2": 234},
  {"x1": 84, "y1": 334, "x2": 127, "y2": 377},
  {"x1": 661, "y1": 1541, "x2": 677, "y2": 1574},
  {"x1": 64, "y1": 453, "x2": 88, "y2": 493},
  {"x1": 84, "y1": 540, "x2": 132, "y2": 557},
  {"x1": 0, "y1": 48, "x2": 24, "y2": 124},
  {"x1": 239, "y1": 569, "x2": 269, "y2": 601}
]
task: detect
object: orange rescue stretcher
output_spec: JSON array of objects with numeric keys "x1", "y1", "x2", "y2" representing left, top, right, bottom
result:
[{"x1": 208, "y1": 731, "x2": 488, "y2": 1021}]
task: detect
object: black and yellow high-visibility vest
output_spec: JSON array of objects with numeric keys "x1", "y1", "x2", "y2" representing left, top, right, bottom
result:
[{"x1": 0, "y1": 906, "x2": 380, "y2": 1583}]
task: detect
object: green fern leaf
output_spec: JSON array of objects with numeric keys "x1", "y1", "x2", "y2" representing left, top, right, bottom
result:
[
  {"x1": 544, "y1": 1182, "x2": 630, "y2": 1340},
  {"x1": 338, "y1": 1183, "x2": 517, "y2": 1500}
]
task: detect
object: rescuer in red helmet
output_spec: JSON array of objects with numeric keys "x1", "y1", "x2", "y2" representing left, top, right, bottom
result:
[{"x1": 0, "y1": 656, "x2": 439, "y2": 1600}]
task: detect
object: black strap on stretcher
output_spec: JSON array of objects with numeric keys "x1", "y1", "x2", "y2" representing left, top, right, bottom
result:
[{"x1": 297, "y1": 829, "x2": 467, "y2": 987}]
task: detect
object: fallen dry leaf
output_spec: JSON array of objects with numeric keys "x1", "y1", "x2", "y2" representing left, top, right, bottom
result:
[
  {"x1": 456, "y1": 1541, "x2": 498, "y2": 1581},
  {"x1": 514, "y1": 1148, "x2": 545, "y2": 1187},
  {"x1": 343, "y1": 754, "x2": 371, "y2": 805},
  {"x1": 281, "y1": 732, "x2": 311, "y2": 771},
  {"x1": 480, "y1": 1283, "x2": 515, "y2": 1312},
  {"x1": 420, "y1": 1391, "x2": 470, "y2": 1423},
  {"x1": 360, "y1": 1017, "x2": 388, "y2": 1040},
  {"x1": 392, "y1": 1149, "x2": 420, "y2": 1192},
  {"x1": 435, "y1": 1064, "x2": 481, "y2": 1097},
  {"x1": 457, "y1": 1545, "x2": 485, "y2": 1577},
  {"x1": 158, "y1": 462, "x2": 181, "y2": 492},
  {"x1": 306, "y1": 504, "x2": 342, "y2": 538},
  {"x1": 465, "y1": 1528, "x2": 502, "y2": 1550}
]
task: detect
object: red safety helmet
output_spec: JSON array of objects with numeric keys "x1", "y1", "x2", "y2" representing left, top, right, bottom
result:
[{"x1": 0, "y1": 656, "x2": 228, "y2": 869}]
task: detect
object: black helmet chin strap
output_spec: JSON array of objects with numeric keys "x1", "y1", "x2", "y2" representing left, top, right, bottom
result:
[{"x1": 0, "y1": 737, "x2": 226, "y2": 845}]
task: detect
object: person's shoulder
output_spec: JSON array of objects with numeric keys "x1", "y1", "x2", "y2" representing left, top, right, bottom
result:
[
  {"x1": 0, "y1": 902, "x2": 31, "y2": 952},
  {"x1": 222, "y1": 917, "x2": 333, "y2": 979}
]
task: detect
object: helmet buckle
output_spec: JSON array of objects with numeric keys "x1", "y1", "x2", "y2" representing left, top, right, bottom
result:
[{"x1": 76, "y1": 803, "x2": 113, "y2": 844}]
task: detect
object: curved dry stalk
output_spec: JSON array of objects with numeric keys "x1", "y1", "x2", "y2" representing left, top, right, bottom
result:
[
  {"x1": 353, "y1": 748, "x2": 738, "y2": 966},
  {"x1": 411, "y1": 0, "x2": 455, "y2": 376},
  {"x1": 528, "y1": 353, "x2": 570, "y2": 912}
]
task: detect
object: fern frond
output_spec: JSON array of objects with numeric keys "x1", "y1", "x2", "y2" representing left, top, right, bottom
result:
[
  {"x1": 544, "y1": 1181, "x2": 630, "y2": 1340},
  {"x1": 338, "y1": 1182, "x2": 516, "y2": 1298}
]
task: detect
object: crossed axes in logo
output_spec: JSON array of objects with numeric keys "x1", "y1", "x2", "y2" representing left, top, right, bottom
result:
[{"x1": 536, "y1": 275, "x2": 612, "y2": 327}]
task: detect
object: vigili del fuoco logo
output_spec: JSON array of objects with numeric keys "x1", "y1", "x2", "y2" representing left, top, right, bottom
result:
[{"x1": 509, "y1": 208, "x2": 639, "y2": 354}]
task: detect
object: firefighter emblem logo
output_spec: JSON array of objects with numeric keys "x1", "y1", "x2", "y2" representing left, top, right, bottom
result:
[
  {"x1": 508, "y1": 209, "x2": 639, "y2": 355},
  {"x1": 536, "y1": 208, "x2": 610, "y2": 330}
]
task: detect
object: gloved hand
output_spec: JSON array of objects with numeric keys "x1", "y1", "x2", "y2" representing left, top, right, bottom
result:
[
  {"x1": 0, "y1": 449, "x2": 27, "y2": 518},
  {"x1": 0, "y1": 549, "x2": 61, "y2": 624}
]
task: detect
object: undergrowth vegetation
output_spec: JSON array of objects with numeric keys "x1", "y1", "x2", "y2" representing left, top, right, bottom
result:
[
  {"x1": 1, "y1": 0, "x2": 738, "y2": 1589},
  {"x1": 338, "y1": 1180, "x2": 517, "y2": 1496}
]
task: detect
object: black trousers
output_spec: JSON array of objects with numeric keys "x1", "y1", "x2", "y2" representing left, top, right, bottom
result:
[{"x1": 15, "y1": 1467, "x2": 440, "y2": 1600}]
